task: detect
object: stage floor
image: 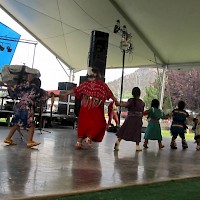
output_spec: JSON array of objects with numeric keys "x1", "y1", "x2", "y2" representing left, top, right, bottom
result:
[{"x1": 0, "y1": 126, "x2": 200, "y2": 200}]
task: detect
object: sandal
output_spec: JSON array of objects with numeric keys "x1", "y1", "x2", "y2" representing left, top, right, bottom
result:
[
  {"x1": 114, "y1": 140, "x2": 120, "y2": 151},
  {"x1": 75, "y1": 142, "x2": 83, "y2": 149},
  {"x1": 136, "y1": 145, "x2": 142, "y2": 151},
  {"x1": 4, "y1": 138, "x2": 17, "y2": 145},
  {"x1": 85, "y1": 137, "x2": 93, "y2": 148},
  {"x1": 27, "y1": 141, "x2": 40, "y2": 148},
  {"x1": 143, "y1": 143, "x2": 149, "y2": 149},
  {"x1": 159, "y1": 144, "x2": 165, "y2": 149}
]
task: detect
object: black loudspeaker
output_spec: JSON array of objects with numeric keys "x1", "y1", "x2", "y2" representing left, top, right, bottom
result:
[
  {"x1": 58, "y1": 82, "x2": 77, "y2": 116},
  {"x1": 88, "y1": 30, "x2": 109, "y2": 77},
  {"x1": 58, "y1": 103, "x2": 67, "y2": 114},
  {"x1": 58, "y1": 82, "x2": 77, "y2": 90},
  {"x1": 79, "y1": 76, "x2": 88, "y2": 84}
]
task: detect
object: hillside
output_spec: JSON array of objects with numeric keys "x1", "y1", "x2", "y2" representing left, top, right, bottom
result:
[{"x1": 107, "y1": 68, "x2": 158, "y2": 98}]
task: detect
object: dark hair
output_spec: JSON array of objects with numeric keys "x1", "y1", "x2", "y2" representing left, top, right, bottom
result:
[
  {"x1": 30, "y1": 78, "x2": 41, "y2": 88},
  {"x1": 151, "y1": 99, "x2": 160, "y2": 108},
  {"x1": 178, "y1": 100, "x2": 185, "y2": 110},
  {"x1": 132, "y1": 87, "x2": 141, "y2": 98}
]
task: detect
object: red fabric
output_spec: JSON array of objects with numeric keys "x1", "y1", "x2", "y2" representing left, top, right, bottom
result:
[
  {"x1": 143, "y1": 110, "x2": 149, "y2": 116},
  {"x1": 107, "y1": 111, "x2": 119, "y2": 127},
  {"x1": 73, "y1": 80, "x2": 113, "y2": 101},
  {"x1": 108, "y1": 101, "x2": 114, "y2": 115},
  {"x1": 73, "y1": 80, "x2": 114, "y2": 142},
  {"x1": 164, "y1": 114, "x2": 169, "y2": 119}
]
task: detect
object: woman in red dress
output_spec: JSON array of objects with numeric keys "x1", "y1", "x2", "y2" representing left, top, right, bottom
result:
[
  {"x1": 107, "y1": 100, "x2": 119, "y2": 129},
  {"x1": 60, "y1": 68, "x2": 119, "y2": 149}
]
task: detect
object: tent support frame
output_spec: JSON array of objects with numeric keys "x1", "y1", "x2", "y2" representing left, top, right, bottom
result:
[{"x1": 159, "y1": 65, "x2": 168, "y2": 109}]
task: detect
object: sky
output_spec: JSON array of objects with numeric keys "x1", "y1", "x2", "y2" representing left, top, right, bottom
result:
[{"x1": 0, "y1": 8, "x2": 137, "y2": 90}]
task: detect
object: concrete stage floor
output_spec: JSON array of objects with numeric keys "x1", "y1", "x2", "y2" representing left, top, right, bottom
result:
[{"x1": 0, "y1": 126, "x2": 200, "y2": 200}]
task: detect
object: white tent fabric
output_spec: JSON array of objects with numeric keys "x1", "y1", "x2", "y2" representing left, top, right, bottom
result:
[{"x1": 1, "y1": 0, "x2": 200, "y2": 72}]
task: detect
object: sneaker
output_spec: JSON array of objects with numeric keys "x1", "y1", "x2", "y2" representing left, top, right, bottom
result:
[
  {"x1": 170, "y1": 141, "x2": 177, "y2": 149},
  {"x1": 136, "y1": 145, "x2": 142, "y2": 151},
  {"x1": 182, "y1": 140, "x2": 188, "y2": 149},
  {"x1": 114, "y1": 140, "x2": 120, "y2": 151},
  {"x1": 27, "y1": 141, "x2": 40, "y2": 148},
  {"x1": 4, "y1": 138, "x2": 17, "y2": 145}
]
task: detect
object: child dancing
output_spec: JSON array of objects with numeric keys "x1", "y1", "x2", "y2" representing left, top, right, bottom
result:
[
  {"x1": 193, "y1": 114, "x2": 200, "y2": 150},
  {"x1": 114, "y1": 87, "x2": 145, "y2": 151},
  {"x1": 170, "y1": 100, "x2": 189, "y2": 149},
  {"x1": 143, "y1": 99, "x2": 167, "y2": 149}
]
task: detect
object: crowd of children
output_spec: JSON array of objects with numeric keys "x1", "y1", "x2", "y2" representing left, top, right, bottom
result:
[{"x1": 112, "y1": 86, "x2": 199, "y2": 152}]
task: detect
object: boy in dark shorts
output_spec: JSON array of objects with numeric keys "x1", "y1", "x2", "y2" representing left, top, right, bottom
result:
[{"x1": 170, "y1": 101, "x2": 189, "y2": 149}]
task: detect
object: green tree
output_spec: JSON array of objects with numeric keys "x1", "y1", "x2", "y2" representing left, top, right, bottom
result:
[
  {"x1": 122, "y1": 92, "x2": 132, "y2": 99},
  {"x1": 143, "y1": 85, "x2": 159, "y2": 109},
  {"x1": 167, "y1": 69, "x2": 200, "y2": 111},
  {"x1": 143, "y1": 75, "x2": 171, "y2": 113}
]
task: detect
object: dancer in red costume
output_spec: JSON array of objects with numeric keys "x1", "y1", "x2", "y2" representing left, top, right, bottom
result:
[
  {"x1": 58, "y1": 68, "x2": 119, "y2": 149},
  {"x1": 107, "y1": 100, "x2": 119, "y2": 129}
]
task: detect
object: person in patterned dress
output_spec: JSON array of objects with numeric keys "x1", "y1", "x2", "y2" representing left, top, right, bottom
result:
[
  {"x1": 59, "y1": 68, "x2": 119, "y2": 149},
  {"x1": 4, "y1": 73, "x2": 49, "y2": 148}
]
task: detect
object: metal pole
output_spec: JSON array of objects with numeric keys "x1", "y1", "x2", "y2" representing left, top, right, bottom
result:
[
  {"x1": 32, "y1": 43, "x2": 37, "y2": 68},
  {"x1": 69, "y1": 69, "x2": 73, "y2": 82},
  {"x1": 159, "y1": 65, "x2": 167, "y2": 109},
  {"x1": 118, "y1": 50, "x2": 125, "y2": 125}
]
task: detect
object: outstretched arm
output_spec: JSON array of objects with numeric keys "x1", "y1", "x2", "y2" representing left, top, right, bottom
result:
[
  {"x1": 60, "y1": 90, "x2": 74, "y2": 99},
  {"x1": 50, "y1": 90, "x2": 74, "y2": 99},
  {"x1": 110, "y1": 96, "x2": 129, "y2": 107},
  {"x1": 119, "y1": 101, "x2": 129, "y2": 107}
]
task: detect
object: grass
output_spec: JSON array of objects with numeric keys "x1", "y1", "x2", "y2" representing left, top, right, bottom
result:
[
  {"x1": 50, "y1": 178, "x2": 200, "y2": 200},
  {"x1": 0, "y1": 118, "x2": 6, "y2": 122},
  {"x1": 161, "y1": 129, "x2": 194, "y2": 140}
]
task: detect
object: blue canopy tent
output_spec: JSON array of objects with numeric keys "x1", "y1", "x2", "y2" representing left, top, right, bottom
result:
[{"x1": 0, "y1": 22, "x2": 20, "y2": 71}]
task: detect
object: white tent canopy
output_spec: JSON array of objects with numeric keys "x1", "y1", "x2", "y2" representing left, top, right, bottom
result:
[{"x1": 1, "y1": 0, "x2": 200, "y2": 72}]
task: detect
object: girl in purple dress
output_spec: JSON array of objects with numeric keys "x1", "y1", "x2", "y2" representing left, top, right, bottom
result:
[{"x1": 114, "y1": 87, "x2": 145, "y2": 151}]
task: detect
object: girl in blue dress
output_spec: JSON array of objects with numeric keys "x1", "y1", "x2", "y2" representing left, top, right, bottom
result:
[{"x1": 143, "y1": 99, "x2": 167, "y2": 149}]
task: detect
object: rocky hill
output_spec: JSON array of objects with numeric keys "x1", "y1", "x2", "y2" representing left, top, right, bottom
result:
[{"x1": 107, "y1": 68, "x2": 158, "y2": 98}]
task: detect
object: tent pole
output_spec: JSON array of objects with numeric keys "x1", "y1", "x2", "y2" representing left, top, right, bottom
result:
[
  {"x1": 118, "y1": 49, "x2": 126, "y2": 125},
  {"x1": 159, "y1": 65, "x2": 167, "y2": 109},
  {"x1": 69, "y1": 69, "x2": 73, "y2": 82},
  {"x1": 31, "y1": 43, "x2": 37, "y2": 68}
]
